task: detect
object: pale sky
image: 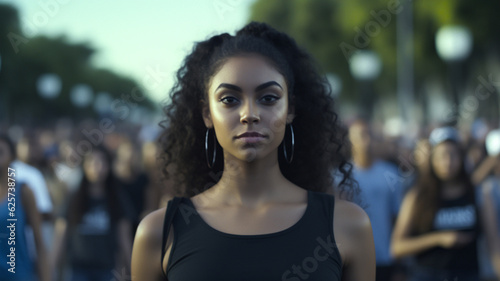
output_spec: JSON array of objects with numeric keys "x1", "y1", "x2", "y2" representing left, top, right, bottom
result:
[{"x1": 1, "y1": 0, "x2": 257, "y2": 103}]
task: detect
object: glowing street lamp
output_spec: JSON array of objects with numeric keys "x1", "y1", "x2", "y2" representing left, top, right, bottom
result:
[
  {"x1": 349, "y1": 51, "x2": 382, "y2": 81},
  {"x1": 349, "y1": 51, "x2": 382, "y2": 119},
  {"x1": 93, "y1": 92, "x2": 113, "y2": 115},
  {"x1": 435, "y1": 25, "x2": 473, "y2": 123},
  {"x1": 70, "y1": 84, "x2": 93, "y2": 108},
  {"x1": 37, "y1": 73, "x2": 62, "y2": 99},
  {"x1": 436, "y1": 26, "x2": 473, "y2": 62}
]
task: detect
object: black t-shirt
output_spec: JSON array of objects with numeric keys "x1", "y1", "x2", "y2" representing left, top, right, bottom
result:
[
  {"x1": 415, "y1": 194, "x2": 479, "y2": 272},
  {"x1": 66, "y1": 196, "x2": 118, "y2": 269},
  {"x1": 116, "y1": 173, "x2": 149, "y2": 223}
]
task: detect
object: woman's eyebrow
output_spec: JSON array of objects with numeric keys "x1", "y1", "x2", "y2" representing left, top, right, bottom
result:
[
  {"x1": 255, "y1": 81, "x2": 283, "y2": 92},
  {"x1": 216, "y1": 83, "x2": 242, "y2": 92},
  {"x1": 215, "y1": 81, "x2": 283, "y2": 93}
]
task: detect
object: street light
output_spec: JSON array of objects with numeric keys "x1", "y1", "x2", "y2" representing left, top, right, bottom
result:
[
  {"x1": 435, "y1": 25, "x2": 473, "y2": 124},
  {"x1": 349, "y1": 50, "x2": 382, "y2": 119},
  {"x1": 93, "y1": 92, "x2": 113, "y2": 115},
  {"x1": 70, "y1": 84, "x2": 93, "y2": 108},
  {"x1": 436, "y1": 26, "x2": 473, "y2": 62},
  {"x1": 37, "y1": 73, "x2": 62, "y2": 99}
]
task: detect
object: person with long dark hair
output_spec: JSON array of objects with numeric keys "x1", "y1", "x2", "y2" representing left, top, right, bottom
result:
[
  {"x1": 391, "y1": 126, "x2": 480, "y2": 280},
  {"x1": 51, "y1": 145, "x2": 132, "y2": 281},
  {"x1": 113, "y1": 139, "x2": 151, "y2": 238},
  {"x1": 0, "y1": 134, "x2": 50, "y2": 281},
  {"x1": 131, "y1": 22, "x2": 375, "y2": 281}
]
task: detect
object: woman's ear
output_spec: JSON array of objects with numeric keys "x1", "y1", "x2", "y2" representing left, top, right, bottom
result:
[{"x1": 201, "y1": 100, "x2": 213, "y2": 128}]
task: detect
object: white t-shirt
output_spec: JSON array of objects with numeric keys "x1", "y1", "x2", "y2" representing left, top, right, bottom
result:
[{"x1": 11, "y1": 160, "x2": 53, "y2": 213}]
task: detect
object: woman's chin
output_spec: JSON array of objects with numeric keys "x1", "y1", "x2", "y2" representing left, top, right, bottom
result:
[
  {"x1": 242, "y1": 149, "x2": 259, "y2": 163},
  {"x1": 224, "y1": 146, "x2": 277, "y2": 164}
]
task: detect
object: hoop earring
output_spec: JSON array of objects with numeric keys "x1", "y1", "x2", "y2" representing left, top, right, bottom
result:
[
  {"x1": 205, "y1": 128, "x2": 216, "y2": 168},
  {"x1": 283, "y1": 124, "x2": 294, "y2": 164}
]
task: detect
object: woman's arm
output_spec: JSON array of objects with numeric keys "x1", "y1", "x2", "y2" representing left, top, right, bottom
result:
[
  {"x1": 21, "y1": 184, "x2": 50, "y2": 281},
  {"x1": 472, "y1": 154, "x2": 500, "y2": 186},
  {"x1": 117, "y1": 218, "x2": 133, "y2": 271},
  {"x1": 131, "y1": 207, "x2": 171, "y2": 281},
  {"x1": 480, "y1": 182, "x2": 500, "y2": 278},
  {"x1": 51, "y1": 217, "x2": 68, "y2": 279},
  {"x1": 390, "y1": 189, "x2": 473, "y2": 258},
  {"x1": 334, "y1": 199, "x2": 376, "y2": 281}
]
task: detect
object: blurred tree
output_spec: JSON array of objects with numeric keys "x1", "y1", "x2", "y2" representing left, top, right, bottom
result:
[
  {"x1": 249, "y1": 0, "x2": 500, "y2": 118},
  {"x1": 0, "y1": 4, "x2": 23, "y2": 124},
  {"x1": 0, "y1": 4, "x2": 155, "y2": 126}
]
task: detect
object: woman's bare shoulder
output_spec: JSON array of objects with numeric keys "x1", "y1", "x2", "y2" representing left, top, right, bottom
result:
[
  {"x1": 333, "y1": 198, "x2": 374, "y2": 268},
  {"x1": 132, "y1": 207, "x2": 169, "y2": 280},
  {"x1": 334, "y1": 198, "x2": 371, "y2": 229},
  {"x1": 135, "y1": 207, "x2": 167, "y2": 243}
]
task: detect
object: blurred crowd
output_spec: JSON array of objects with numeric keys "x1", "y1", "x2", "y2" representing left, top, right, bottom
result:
[
  {"x1": 0, "y1": 116, "x2": 499, "y2": 281},
  {"x1": 0, "y1": 118, "x2": 170, "y2": 281},
  {"x1": 344, "y1": 117, "x2": 500, "y2": 281}
]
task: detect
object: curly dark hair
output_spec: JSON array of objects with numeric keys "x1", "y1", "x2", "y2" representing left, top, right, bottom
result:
[{"x1": 159, "y1": 21, "x2": 357, "y2": 199}]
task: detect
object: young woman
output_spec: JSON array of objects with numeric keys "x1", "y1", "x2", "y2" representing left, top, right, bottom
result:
[
  {"x1": 391, "y1": 126, "x2": 480, "y2": 281},
  {"x1": 52, "y1": 145, "x2": 132, "y2": 281},
  {"x1": 0, "y1": 134, "x2": 50, "y2": 281},
  {"x1": 132, "y1": 22, "x2": 375, "y2": 281},
  {"x1": 113, "y1": 139, "x2": 151, "y2": 237}
]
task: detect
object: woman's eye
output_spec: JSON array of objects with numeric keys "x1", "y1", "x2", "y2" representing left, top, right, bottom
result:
[
  {"x1": 261, "y1": 95, "x2": 279, "y2": 103},
  {"x1": 220, "y1": 96, "x2": 238, "y2": 104}
]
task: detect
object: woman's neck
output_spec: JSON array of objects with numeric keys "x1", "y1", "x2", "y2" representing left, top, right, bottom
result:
[
  {"x1": 440, "y1": 179, "x2": 467, "y2": 200},
  {"x1": 207, "y1": 150, "x2": 292, "y2": 207},
  {"x1": 114, "y1": 161, "x2": 133, "y2": 179},
  {"x1": 352, "y1": 151, "x2": 373, "y2": 169}
]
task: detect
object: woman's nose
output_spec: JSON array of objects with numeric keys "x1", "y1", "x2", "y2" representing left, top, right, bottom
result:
[{"x1": 240, "y1": 101, "x2": 260, "y2": 124}]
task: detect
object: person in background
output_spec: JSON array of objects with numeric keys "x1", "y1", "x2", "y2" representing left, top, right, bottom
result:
[
  {"x1": 477, "y1": 129, "x2": 500, "y2": 281},
  {"x1": 348, "y1": 119, "x2": 404, "y2": 281},
  {"x1": 471, "y1": 128, "x2": 500, "y2": 186},
  {"x1": 0, "y1": 134, "x2": 50, "y2": 281},
  {"x1": 113, "y1": 139, "x2": 150, "y2": 237},
  {"x1": 141, "y1": 140, "x2": 169, "y2": 212},
  {"x1": 12, "y1": 135, "x2": 54, "y2": 253},
  {"x1": 52, "y1": 145, "x2": 133, "y2": 281},
  {"x1": 391, "y1": 126, "x2": 479, "y2": 281}
]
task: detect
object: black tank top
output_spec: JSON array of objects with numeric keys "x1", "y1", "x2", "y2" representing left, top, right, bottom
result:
[
  {"x1": 161, "y1": 189, "x2": 342, "y2": 280},
  {"x1": 415, "y1": 194, "x2": 479, "y2": 272}
]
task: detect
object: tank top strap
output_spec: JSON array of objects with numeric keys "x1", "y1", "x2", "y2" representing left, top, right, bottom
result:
[
  {"x1": 161, "y1": 196, "x2": 183, "y2": 278},
  {"x1": 309, "y1": 191, "x2": 336, "y2": 237}
]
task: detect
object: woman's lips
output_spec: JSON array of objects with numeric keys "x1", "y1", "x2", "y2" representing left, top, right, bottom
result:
[
  {"x1": 235, "y1": 132, "x2": 267, "y2": 144},
  {"x1": 236, "y1": 136, "x2": 266, "y2": 143}
]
